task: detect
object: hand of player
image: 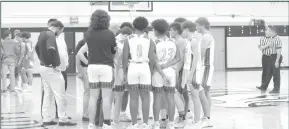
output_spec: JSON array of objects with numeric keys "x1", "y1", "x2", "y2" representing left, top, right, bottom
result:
[
  {"x1": 77, "y1": 72, "x2": 84, "y2": 79},
  {"x1": 162, "y1": 75, "x2": 171, "y2": 85},
  {"x1": 123, "y1": 75, "x2": 128, "y2": 85},
  {"x1": 160, "y1": 64, "x2": 168, "y2": 69},
  {"x1": 275, "y1": 61, "x2": 280, "y2": 68},
  {"x1": 53, "y1": 67, "x2": 60, "y2": 73}
]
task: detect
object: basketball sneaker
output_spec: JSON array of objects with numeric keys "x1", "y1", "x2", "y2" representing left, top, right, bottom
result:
[
  {"x1": 138, "y1": 123, "x2": 150, "y2": 129},
  {"x1": 102, "y1": 124, "x2": 115, "y2": 129},
  {"x1": 119, "y1": 112, "x2": 131, "y2": 122},
  {"x1": 127, "y1": 124, "x2": 140, "y2": 129},
  {"x1": 166, "y1": 122, "x2": 175, "y2": 129},
  {"x1": 88, "y1": 123, "x2": 97, "y2": 129},
  {"x1": 201, "y1": 117, "x2": 213, "y2": 128},
  {"x1": 153, "y1": 121, "x2": 160, "y2": 129}
]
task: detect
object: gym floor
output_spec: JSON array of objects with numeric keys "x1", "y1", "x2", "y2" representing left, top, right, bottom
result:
[{"x1": 1, "y1": 70, "x2": 288, "y2": 129}]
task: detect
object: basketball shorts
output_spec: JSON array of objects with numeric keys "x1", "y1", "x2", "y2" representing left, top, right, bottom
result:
[
  {"x1": 182, "y1": 69, "x2": 204, "y2": 92},
  {"x1": 127, "y1": 62, "x2": 151, "y2": 92},
  {"x1": 152, "y1": 67, "x2": 176, "y2": 93},
  {"x1": 113, "y1": 68, "x2": 125, "y2": 92},
  {"x1": 200, "y1": 65, "x2": 214, "y2": 92},
  {"x1": 87, "y1": 64, "x2": 114, "y2": 90}
]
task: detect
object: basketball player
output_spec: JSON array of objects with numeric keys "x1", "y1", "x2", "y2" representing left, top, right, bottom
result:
[
  {"x1": 77, "y1": 10, "x2": 116, "y2": 129},
  {"x1": 173, "y1": 17, "x2": 194, "y2": 121},
  {"x1": 115, "y1": 22, "x2": 133, "y2": 122},
  {"x1": 196, "y1": 17, "x2": 215, "y2": 128},
  {"x1": 112, "y1": 26, "x2": 133, "y2": 124},
  {"x1": 168, "y1": 22, "x2": 187, "y2": 127},
  {"x1": 151, "y1": 19, "x2": 180, "y2": 129},
  {"x1": 1, "y1": 30, "x2": 19, "y2": 92},
  {"x1": 122, "y1": 16, "x2": 169, "y2": 129},
  {"x1": 181, "y1": 21, "x2": 205, "y2": 129},
  {"x1": 19, "y1": 31, "x2": 34, "y2": 92}
]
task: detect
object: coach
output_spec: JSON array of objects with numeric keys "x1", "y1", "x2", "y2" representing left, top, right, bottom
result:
[
  {"x1": 35, "y1": 20, "x2": 76, "y2": 126},
  {"x1": 257, "y1": 26, "x2": 283, "y2": 94}
]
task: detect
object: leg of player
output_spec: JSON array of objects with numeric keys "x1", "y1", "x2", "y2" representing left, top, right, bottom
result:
[
  {"x1": 164, "y1": 68, "x2": 176, "y2": 129},
  {"x1": 152, "y1": 72, "x2": 163, "y2": 129},
  {"x1": 98, "y1": 65, "x2": 114, "y2": 128},
  {"x1": 200, "y1": 65, "x2": 214, "y2": 128}
]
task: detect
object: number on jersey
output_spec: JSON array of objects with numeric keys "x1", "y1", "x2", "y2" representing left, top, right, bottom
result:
[
  {"x1": 136, "y1": 44, "x2": 142, "y2": 58},
  {"x1": 160, "y1": 48, "x2": 174, "y2": 62}
]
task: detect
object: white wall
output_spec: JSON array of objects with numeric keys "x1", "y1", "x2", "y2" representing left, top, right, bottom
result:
[
  {"x1": 227, "y1": 36, "x2": 288, "y2": 68},
  {"x1": 2, "y1": 2, "x2": 288, "y2": 26}
]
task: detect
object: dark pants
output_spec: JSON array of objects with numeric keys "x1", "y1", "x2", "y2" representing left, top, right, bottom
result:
[
  {"x1": 261, "y1": 54, "x2": 282, "y2": 91},
  {"x1": 41, "y1": 71, "x2": 68, "y2": 118}
]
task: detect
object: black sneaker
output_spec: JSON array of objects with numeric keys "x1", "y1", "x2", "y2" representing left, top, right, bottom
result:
[
  {"x1": 269, "y1": 90, "x2": 280, "y2": 94},
  {"x1": 82, "y1": 117, "x2": 89, "y2": 121},
  {"x1": 43, "y1": 121, "x2": 57, "y2": 126},
  {"x1": 58, "y1": 121, "x2": 77, "y2": 126}
]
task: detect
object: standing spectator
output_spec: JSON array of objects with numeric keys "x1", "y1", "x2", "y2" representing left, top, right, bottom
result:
[
  {"x1": 257, "y1": 26, "x2": 283, "y2": 94},
  {"x1": 35, "y1": 20, "x2": 77, "y2": 126},
  {"x1": 13, "y1": 29, "x2": 25, "y2": 91},
  {"x1": 1, "y1": 30, "x2": 19, "y2": 92}
]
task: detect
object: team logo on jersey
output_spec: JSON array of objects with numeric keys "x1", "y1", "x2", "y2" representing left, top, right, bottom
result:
[{"x1": 211, "y1": 88, "x2": 288, "y2": 108}]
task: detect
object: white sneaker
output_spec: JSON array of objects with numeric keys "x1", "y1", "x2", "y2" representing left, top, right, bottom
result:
[
  {"x1": 138, "y1": 123, "x2": 150, "y2": 129},
  {"x1": 153, "y1": 121, "x2": 160, "y2": 129},
  {"x1": 186, "y1": 111, "x2": 193, "y2": 119},
  {"x1": 184, "y1": 121, "x2": 202, "y2": 129},
  {"x1": 102, "y1": 124, "x2": 114, "y2": 129},
  {"x1": 160, "y1": 119, "x2": 167, "y2": 128},
  {"x1": 88, "y1": 123, "x2": 97, "y2": 129},
  {"x1": 201, "y1": 117, "x2": 213, "y2": 128},
  {"x1": 23, "y1": 85, "x2": 32, "y2": 93},
  {"x1": 127, "y1": 124, "x2": 140, "y2": 129},
  {"x1": 166, "y1": 122, "x2": 175, "y2": 129},
  {"x1": 14, "y1": 86, "x2": 23, "y2": 92},
  {"x1": 119, "y1": 113, "x2": 131, "y2": 122}
]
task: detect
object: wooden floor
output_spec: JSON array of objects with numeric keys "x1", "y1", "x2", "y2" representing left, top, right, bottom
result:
[{"x1": 1, "y1": 70, "x2": 288, "y2": 129}]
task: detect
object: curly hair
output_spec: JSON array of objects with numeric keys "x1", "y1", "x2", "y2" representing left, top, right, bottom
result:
[
  {"x1": 120, "y1": 22, "x2": 133, "y2": 29},
  {"x1": 89, "y1": 9, "x2": 110, "y2": 30},
  {"x1": 133, "y1": 16, "x2": 149, "y2": 31},
  {"x1": 120, "y1": 27, "x2": 133, "y2": 35},
  {"x1": 152, "y1": 19, "x2": 169, "y2": 35}
]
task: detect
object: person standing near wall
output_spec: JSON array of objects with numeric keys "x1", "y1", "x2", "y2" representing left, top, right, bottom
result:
[{"x1": 257, "y1": 26, "x2": 283, "y2": 94}]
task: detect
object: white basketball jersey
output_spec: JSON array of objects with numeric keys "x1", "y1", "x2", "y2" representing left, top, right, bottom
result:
[
  {"x1": 183, "y1": 39, "x2": 192, "y2": 70},
  {"x1": 155, "y1": 38, "x2": 177, "y2": 65},
  {"x1": 115, "y1": 37, "x2": 125, "y2": 66},
  {"x1": 128, "y1": 34, "x2": 150, "y2": 63}
]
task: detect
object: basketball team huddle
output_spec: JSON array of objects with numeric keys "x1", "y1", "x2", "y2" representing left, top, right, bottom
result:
[{"x1": 76, "y1": 9, "x2": 215, "y2": 129}]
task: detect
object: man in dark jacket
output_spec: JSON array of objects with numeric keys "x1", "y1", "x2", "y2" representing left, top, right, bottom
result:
[{"x1": 35, "y1": 20, "x2": 77, "y2": 126}]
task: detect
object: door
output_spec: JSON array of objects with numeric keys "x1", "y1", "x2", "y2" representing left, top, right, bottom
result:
[
  {"x1": 210, "y1": 27, "x2": 225, "y2": 71},
  {"x1": 64, "y1": 32, "x2": 76, "y2": 74}
]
